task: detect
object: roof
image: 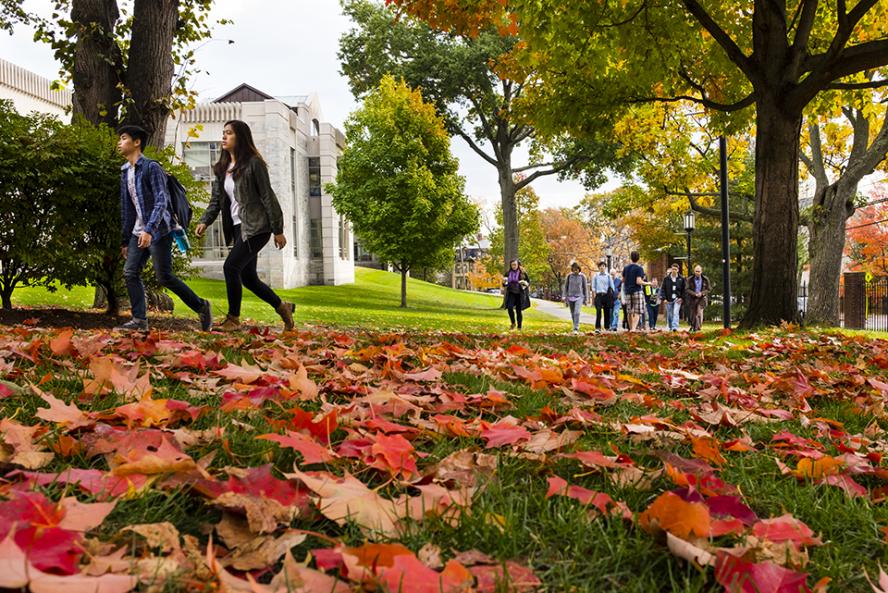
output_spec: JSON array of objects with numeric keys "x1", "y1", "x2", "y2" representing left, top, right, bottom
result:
[{"x1": 212, "y1": 84, "x2": 310, "y2": 110}]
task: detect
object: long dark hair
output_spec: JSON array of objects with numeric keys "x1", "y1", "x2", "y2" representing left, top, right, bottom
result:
[{"x1": 213, "y1": 119, "x2": 264, "y2": 179}]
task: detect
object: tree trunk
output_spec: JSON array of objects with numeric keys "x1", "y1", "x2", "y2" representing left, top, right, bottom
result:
[
  {"x1": 498, "y1": 151, "x2": 518, "y2": 267},
  {"x1": 741, "y1": 99, "x2": 803, "y2": 328},
  {"x1": 1, "y1": 288, "x2": 12, "y2": 310},
  {"x1": 124, "y1": 0, "x2": 179, "y2": 147},
  {"x1": 70, "y1": 0, "x2": 123, "y2": 127},
  {"x1": 400, "y1": 264, "x2": 408, "y2": 308},
  {"x1": 805, "y1": 182, "x2": 855, "y2": 326}
]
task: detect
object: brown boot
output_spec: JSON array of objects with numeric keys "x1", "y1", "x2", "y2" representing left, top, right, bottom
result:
[
  {"x1": 217, "y1": 314, "x2": 240, "y2": 331},
  {"x1": 276, "y1": 301, "x2": 295, "y2": 331}
]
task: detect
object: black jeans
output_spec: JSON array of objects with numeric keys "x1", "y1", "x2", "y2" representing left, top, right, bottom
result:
[
  {"x1": 505, "y1": 291, "x2": 523, "y2": 328},
  {"x1": 594, "y1": 293, "x2": 612, "y2": 330},
  {"x1": 224, "y1": 226, "x2": 282, "y2": 317},
  {"x1": 123, "y1": 232, "x2": 204, "y2": 320}
]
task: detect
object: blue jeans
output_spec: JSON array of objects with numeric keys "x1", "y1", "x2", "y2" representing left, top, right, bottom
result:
[
  {"x1": 647, "y1": 303, "x2": 659, "y2": 329},
  {"x1": 665, "y1": 300, "x2": 682, "y2": 330},
  {"x1": 610, "y1": 301, "x2": 621, "y2": 330},
  {"x1": 123, "y1": 233, "x2": 204, "y2": 320},
  {"x1": 568, "y1": 299, "x2": 582, "y2": 330}
]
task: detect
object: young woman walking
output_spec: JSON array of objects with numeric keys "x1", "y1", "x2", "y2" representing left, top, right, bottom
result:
[
  {"x1": 502, "y1": 259, "x2": 530, "y2": 330},
  {"x1": 195, "y1": 120, "x2": 295, "y2": 331}
]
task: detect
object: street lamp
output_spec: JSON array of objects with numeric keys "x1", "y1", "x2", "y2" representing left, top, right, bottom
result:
[
  {"x1": 605, "y1": 247, "x2": 613, "y2": 272},
  {"x1": 684, "y1": 211, "x2": 696, "y2": 274}
]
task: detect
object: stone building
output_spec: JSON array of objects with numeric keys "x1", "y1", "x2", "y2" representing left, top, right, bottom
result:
[
  {"x1": 0, "y1": 57, "x2": 71, "y2": 117},
  {"x1": 165, "y1": 84, "x2": 354, "y2": 288}
]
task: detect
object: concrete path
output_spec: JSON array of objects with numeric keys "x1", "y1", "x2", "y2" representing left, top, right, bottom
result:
[{"x1": 532, "y1": 298, "x2": 601, "y2": 329}]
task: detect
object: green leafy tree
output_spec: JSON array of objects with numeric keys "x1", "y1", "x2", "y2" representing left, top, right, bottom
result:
[
  {"x1": 339, "y1": 0, "x2": 624, "y2": 267},
  {"x1": 327, "y1": 75, "x2": 480, "y2": 307},
  {"x1": 487, "y1": 185, "x2": 549, "y2": 287}
]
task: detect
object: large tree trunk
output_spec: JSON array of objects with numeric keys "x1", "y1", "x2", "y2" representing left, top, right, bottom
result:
[
  {"x1": 805, "y1": 182, "x2": 855, "y2": 326},
  {"x1": 124, "y1": 0, "x2": 179, "y2": 147},
  {"x1": 70, "y1": 0, "x2": 123, "y2": 127},
  {"x1": 498, "y1": 157, "x2": 518, "y2": 267},
  {"x1": 742, "y1": 98, "x2": 803, "y2": 328}
]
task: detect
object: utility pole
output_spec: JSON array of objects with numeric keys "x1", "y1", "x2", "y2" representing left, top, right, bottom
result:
[{"x1": 719, "y1": 136, "x2": 732, "y2": 328}]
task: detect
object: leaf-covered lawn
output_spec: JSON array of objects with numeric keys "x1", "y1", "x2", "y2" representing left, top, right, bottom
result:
[{"x1": 1, "y1": 324, "x2": 887, "y2": 592}]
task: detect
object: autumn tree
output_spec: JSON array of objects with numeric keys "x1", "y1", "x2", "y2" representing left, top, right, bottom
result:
[
  {"x1": 327, "y1": 76, "x2": 480, "y2": 308},
  {"x1": 800, "y1": 88, "x2": 888, "y2": 325},
  {"x1": 341, "y1": 0, "x2": 624, "y2": 266},
  {"x1": 845, "y1": 187, "x2": 888, "y2": 275},
  {"x1": 540, "y1": 208, "x2": 599, "y2": 296},
  {"x1": 391, "y1": 0, "x2": 888, "y2": 326}
]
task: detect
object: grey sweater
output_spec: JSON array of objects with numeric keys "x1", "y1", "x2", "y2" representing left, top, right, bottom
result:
[{"x1": 562, "y1": 272, "x2": 589, "y2": 302}]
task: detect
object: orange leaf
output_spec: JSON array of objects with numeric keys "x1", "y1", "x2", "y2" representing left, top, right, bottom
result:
[
  {"x1": 793, "y1": 456, "x2": 843, "y2": 479},
  {"x1": 690, "y1": 436, "x2": 727, "y2": 466},
  {"x1": 639, "y1": 491, "x2": 711, "y2": 539}
]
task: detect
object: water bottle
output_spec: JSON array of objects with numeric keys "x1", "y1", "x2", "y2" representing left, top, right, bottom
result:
[{"x1": 173, "y1": 228, "x2": 190, "y2": 254}]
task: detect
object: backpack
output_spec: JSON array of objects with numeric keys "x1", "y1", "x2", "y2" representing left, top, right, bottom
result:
[{"x1": 166, "y1": 173, "x2": 193, "y2": 230}]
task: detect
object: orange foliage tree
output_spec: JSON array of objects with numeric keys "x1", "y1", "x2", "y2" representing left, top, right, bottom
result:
[
  {"x1": 845, "y1": 188, "x2": 888, "y2": 275},
  {"x1": 539, "y1": 208, "x2": 600, "y2": 296}
]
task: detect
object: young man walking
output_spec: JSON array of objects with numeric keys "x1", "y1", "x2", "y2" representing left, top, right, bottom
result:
[
  {"x1": 592, "y1": 261, "x2": 614, "y2": 333},
  {"x1": 660, "y1": 263, "x2": 685, "y2": 331},
  {"x1": 621, "y1": 251, "x2": 650, "y2": 332},
  {"x1": 685, "y1": 264, "x2": 711, "y2": 332},
  {"x1": 117, "y1": 125, "x2": 212, "y2": 332},
  {"x1": 562, "y1": 262, "x2": 589, "y2": 335}
]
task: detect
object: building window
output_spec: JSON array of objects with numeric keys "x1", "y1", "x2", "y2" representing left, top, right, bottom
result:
[
  {"x1": 292, "y1": 215, "x2": 299, "y2": 258},
  {"x1": 308, "y1": 157, "x2": 321, "y2": 197},
  {"x1": 290, "y1": 148, "x2": 297, "y2": 197},
  {"x1": 311, "y1": 119, "x2": 320, "y2": 137},
  {"x1": 310, "y1": 219, "x2": 323, "y2": 258},
  {"x1": 182, "y1": 142, "x2": 221, "y2": 180},
  {"x1": 339, "y1": 218, "x2": 349, "y2": 259},
  {"x1": 354, "y1": 239, "x2": 373, "y2": 263}
]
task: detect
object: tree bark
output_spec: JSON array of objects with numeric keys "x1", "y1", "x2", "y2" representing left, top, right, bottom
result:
[
  {"x1": 498, "y1": 148, "x2": 518, "y2": 266},
  {"x1": 124, "y1": 0, "x2": 179, "y2": 147},
  {"x1": 1, "y1": 288, "x2": 12, "y2": 310},
  {"x1": 400, "y1": 264, "x2": 408, "y2": 308},
  {"x1": 741, "y1": 97, "x2": 803, "y2": 328},
  {"x1": 70, "y1": 0, "x2": 123, "y2": 127}
]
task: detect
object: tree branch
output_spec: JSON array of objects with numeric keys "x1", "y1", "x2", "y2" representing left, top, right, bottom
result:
[
  {"x1": 514, "y1": 161, "x2": 578, "y2": 190},
  {"x1": 788, "y1": 0, "x2": 819, "y2": 79},
  {"x1": 666, "y1": 188, "x2": 754, "y2": 222},
  {"x1": 628, "y1": 91, "x2": 756, "y2": 112},
  {"x1": 827, "y1": 78, "x2": 888, "y2": 90},
  {"x1": 805, "y1": 122, "x2": 829, "y2": 189},
  {"x1": 454, "y1": 129, "x2": 499, "y2": 167},
  {"x1": 680, "y1": 0, "x2": 760, "y2": 85}
]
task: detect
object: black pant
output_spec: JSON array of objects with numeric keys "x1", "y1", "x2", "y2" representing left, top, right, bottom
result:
[
  {"x1": 594, "y1": 293, "x2": 612, "y2": 330},
  {"x1": 224, "y1": 226, "x2": 282, "y2": 317},
  {"x1": 505, "y1": 291, "x2": 523, "y2": 328}
]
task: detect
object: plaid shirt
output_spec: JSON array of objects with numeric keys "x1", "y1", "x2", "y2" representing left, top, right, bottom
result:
[{"x1": 120, "y1": 155, "x2": 172, "y2": 245}]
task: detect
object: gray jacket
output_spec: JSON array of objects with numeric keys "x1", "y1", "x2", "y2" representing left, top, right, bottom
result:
[
  {"x1": 562, "y1": 272, "x2": 589, "y2": 302},
  {"x1": 200, "y1": 157, "x2": 284, "y2": 244}
]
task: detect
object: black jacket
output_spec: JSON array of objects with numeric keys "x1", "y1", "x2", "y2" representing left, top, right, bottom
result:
[{"x1": 660, "y1": 274, "x2": 686, "y2": 303}]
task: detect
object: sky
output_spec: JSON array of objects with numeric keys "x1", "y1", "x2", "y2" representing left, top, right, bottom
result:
[{"x1": 0, "y1": 0, "x2": 612, "y2": 212}]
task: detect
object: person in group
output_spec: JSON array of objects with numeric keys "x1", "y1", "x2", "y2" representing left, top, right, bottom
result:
[
  {"x1": 562, "y1": 262, "x2": 589, "y2": 335},
  {"x1": 195, "y1": 120, "x2": 295, "y2": 331},
  {"x1": 610, "y1": 269, "x2": 622, "y2": 331},
  {"x1": 660, "y1": 263, "x2": 685, "y2": 331},
  {"x1": 646, "y1": 277, "x2": 660, "y2": 330},
  {"x1": 685, "y1": 264, "x2": 711, "y2": 332},
  {"x1": 501, "y1": 259, "x2": 531, "y2": 330},
  {"x1": 592, "y1": 261, "x2": 614, "y2": 333},
  {"x1": 621, "y1": 251, "x2": 650, "y2": 333},
  {"x1": 116, "y1": 125, "x2": 213, "y2": 332}
]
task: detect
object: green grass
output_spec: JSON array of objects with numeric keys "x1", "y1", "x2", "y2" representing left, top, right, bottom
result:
[{"x1": 10, "y1": 267, "x2": 565, "y2": 333}]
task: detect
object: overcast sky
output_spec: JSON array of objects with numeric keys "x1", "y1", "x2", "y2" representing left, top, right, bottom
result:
[{"x1": 0, "y1": 0, "x2": 614, "y2": 212}]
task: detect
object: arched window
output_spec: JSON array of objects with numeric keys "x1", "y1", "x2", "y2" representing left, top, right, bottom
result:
[{"x1": 311, "y1": 118, "x2": 320, "y2": 137}]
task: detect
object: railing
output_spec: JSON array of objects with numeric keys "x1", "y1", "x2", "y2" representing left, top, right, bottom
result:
[
  {"x1": 865, "y1": 276, "x2": 888, "y2": 332},
  {"x1": 798, "y1": 281, "x2": 845, "y2": 327}
]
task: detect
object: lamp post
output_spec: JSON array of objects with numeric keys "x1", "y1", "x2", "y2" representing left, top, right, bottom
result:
[
  {"x1": 606, "y1": 247, "x2": 613, "y2": 272},
  {"x1": 684, "y1": 211, "x2": 696, "y2": 275}
]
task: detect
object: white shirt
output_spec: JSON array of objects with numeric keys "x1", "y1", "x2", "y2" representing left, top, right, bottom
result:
[
  {"x1": 225, "y1": 166, "x2": 241, "y2": 226},
  {"x1": 127, "y1": 165, "x2": 144, "y2": 236}
]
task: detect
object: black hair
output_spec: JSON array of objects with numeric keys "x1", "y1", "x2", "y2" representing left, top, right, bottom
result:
[
  {"x1": 571, "y1": 262, "x2": 581, "y2": 271},
  {"x1": 630, "y1": 251, "x2": 640, "y2": 262},
  {"x1": 117, "y1": 125, "x2": 148, "y2": 149},
  {"x1": 214, "y1": 119, "x2": 265, "y2": 180},
  {"x1": 598, "y1": 261, "x2": 606, "y2": 267}
]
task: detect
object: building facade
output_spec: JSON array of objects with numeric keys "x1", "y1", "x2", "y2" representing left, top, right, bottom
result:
[
  {"x1": 165, "y1": 84, "x2": 354, "y2": 288},
  {"x1": 0, "y1": 58, "x2": 71, "y2": 117}
]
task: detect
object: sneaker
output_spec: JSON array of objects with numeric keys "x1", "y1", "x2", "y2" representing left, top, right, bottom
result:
[
  {"x1": 199, "y1": 299, "x2": 213, "y2": 331},
  {"x1": 572, "y1": 329, "x2": 579, "y2": 335},
  {"x1": 116, "y1": 318, "x2": 148, "y2": 332}
]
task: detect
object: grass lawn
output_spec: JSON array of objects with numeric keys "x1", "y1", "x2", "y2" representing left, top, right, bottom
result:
[
  {"x1": 10, "y1": 266, "x2": 564, "y2": 333},
  {"x1": 0, "y1": 324, "x2": 886, "y2": 592}
]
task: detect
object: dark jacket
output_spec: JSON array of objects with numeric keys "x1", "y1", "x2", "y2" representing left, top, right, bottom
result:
[
  {"x1": 120, "y1": 156, "x2": 173, "y2": 246},
  {"x1": 502, "y1": 270, "x2": 531, "y2": 311},
  {"x1": 200, "y1": 157, "x2": 284, "y2": 245},
  {"x1": 660, "y1": 274, "x2": 686, "y2": 303},
  {"x1": 685, "y1": 274, "x2": 711, "y2": 304}
]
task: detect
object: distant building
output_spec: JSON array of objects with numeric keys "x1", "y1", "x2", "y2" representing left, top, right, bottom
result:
[
  {"x1": 165, "y1": 84, "x2": 354, "y2": 288},
  {"x1": 449, "y1": 235, "x2": 491, "y2": 291},
  {"x1": 0, "y1": 58, "x2": 71, "y2": 117}
]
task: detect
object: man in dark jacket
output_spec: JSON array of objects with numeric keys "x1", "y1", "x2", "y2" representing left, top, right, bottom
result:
[
  {"x1": 685, "y1": 264, "x2": 711, "y2": 332},
  {"x1": 117, "y1": 125, "x2": 212, "y2": 332},
  {"x1": 660, "y1": 263, "x2": 686, "y2": 331}
]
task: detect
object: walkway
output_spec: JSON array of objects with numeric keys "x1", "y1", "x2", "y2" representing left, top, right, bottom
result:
[{"x1": 532, "y1": 298, "x2": 687, "y2": 332}]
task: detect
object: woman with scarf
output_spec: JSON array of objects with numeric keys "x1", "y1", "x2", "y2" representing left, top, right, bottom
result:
[{"x1": 501, "y1": 259, "x2": 531, "y2": 330}]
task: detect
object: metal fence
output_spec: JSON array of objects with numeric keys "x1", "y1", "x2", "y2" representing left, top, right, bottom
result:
[
  {"x1": 798, "y1": 281, "x2": 845, "y2": 327},
  {"x1": 799, "y1": 276, "x2": 888, "y2": 331},
  {"x1": 865, "y1": 276, "x2": 888, "y2": 332}
]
